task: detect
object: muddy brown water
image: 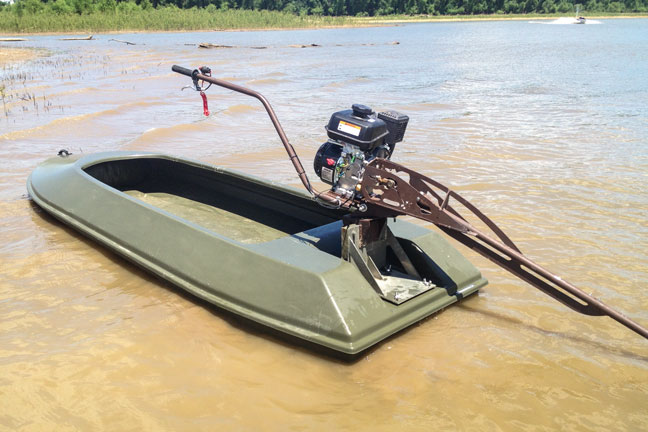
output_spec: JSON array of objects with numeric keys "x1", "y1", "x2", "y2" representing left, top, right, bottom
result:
[{"x1": 1, "y1": 21, "x2": 647, "y2": 431}]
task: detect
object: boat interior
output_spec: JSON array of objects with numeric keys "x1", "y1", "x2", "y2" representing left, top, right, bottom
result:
[
  {"x1": 84, "y1": 157, "x2": 347, "y2": 244},
  {"x1": 83, "y1": 156, "x2": 457, "y2": 298}
]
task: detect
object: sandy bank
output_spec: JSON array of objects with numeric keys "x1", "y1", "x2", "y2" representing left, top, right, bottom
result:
[{"x1": 0, "y1": 47, "x2": 45, "y2": 67}]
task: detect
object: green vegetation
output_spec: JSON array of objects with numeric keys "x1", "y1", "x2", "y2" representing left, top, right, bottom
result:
[
  {"x1": 0, "y1": 6, "x2": 351, "y2": 32},
  {"x1": 0, "y1": 0, "x2": 646, "y2": 33}
]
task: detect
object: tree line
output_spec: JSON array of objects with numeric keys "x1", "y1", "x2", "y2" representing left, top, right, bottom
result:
[{"x1": 3, "y1": 0, "x2": 647, "y2": 16}]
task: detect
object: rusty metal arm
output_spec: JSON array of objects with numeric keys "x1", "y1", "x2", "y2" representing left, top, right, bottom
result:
[{"x1": 358, "y1": 158, "x2": 648, "y2": 340}]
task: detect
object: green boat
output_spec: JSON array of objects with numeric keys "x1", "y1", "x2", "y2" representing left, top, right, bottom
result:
[
  {"x1": 27, "y1": 66, "x2": 647, "y2": 356},
  {"x1": 28, "y1": 151, "x2": 486, "y2": 356}
]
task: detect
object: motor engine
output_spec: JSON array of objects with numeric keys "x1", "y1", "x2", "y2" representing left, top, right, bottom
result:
[{"x1": 313, "y1": 104, "x2": 409, "y2": 199}]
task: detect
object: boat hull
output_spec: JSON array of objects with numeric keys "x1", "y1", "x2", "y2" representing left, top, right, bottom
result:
[{"x1": 27, "y1": 151, "x2": 487, "y2": 356}]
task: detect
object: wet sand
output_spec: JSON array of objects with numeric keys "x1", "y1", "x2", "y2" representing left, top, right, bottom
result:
[{"x1": 0, "y1": 47, "x2": 43, "y2": 67}]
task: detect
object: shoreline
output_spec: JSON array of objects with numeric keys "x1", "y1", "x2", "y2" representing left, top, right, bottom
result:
[
  {"x1": 356, "y1": 14, "x2": 648, "y2": 24},
  {"x1": 1, "y1": 14, "x2": 646, "y2": 36}
]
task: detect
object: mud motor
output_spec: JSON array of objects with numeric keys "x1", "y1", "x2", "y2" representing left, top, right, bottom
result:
[
  {"x1": 313, "y1": 104, "x2": 409, "y2": 200},
  {"x1": 170, "y1": 64, "x2": 648, "y2": 341}
]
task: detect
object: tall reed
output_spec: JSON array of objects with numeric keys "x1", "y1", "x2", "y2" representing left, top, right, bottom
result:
[{"x1": 0, "y1": 8, "x2": 352, "y2": 33}]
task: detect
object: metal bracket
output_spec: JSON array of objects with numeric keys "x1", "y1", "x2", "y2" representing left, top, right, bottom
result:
[{"x1": 341, "y1": 219, "x2": 435, "y2": 305}]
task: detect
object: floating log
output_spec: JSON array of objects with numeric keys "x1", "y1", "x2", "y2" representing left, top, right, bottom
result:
[
  {"x1": 199, "y1": 43, "x2": 235, "y2": 49},
  {"x1": 0, "y1": 38, "x2": 27, "y2": 42},
  {"x1": 109, "y1": 38, "x2": 136, "y2": 46},
  {"x1": 289, "y1": 43, "x2": 321, "y2": 48},
  {"x1": 60, "y1": 35, "x2": 93, "y2": 41},
  {"x1": 337, "y1": 41, "x2": 400, "y2": 47},
  {"x1": 193, "y1": 41, "x2": 397, "y2": 50}
]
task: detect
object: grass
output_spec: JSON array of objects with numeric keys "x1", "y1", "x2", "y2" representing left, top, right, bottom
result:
[
  {"x1": 1, "y1": 53, "x2": 107, "y2": 119},
  {"x1": 0, "y1": 9, "x2": 646, "y2": 34},
  {"x1": 0, "y1": 8, "x2": 352, "y2": 33}
]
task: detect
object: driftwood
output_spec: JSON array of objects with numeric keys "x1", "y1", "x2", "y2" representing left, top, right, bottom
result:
[
  {"x1": 289, "y1": 43, "x2": 321, "y2": 48},
  {"x1": 194, "y1": 41, "x2": 398, "y2": 50},
  {"x1": 197, "y1": 43, "x2": 268, "y2": 49},
  {"x1": 0, "y1": 38, "x2": 27, "y2": 42},
  {"x1": 109, "y1": 38, "x2": 136, "y2": 45},
  {"x1": 335, "y1": 41, "x2": 400, "y2": 46},
  {"x1": 199, "y1": 43, "x2": 234, "y2": 49},
  {"x1": 60, "y1": 35, "x2": 93, "y2": 41}
]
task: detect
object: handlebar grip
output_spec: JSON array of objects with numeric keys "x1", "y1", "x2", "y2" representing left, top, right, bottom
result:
[{"x1": 172, "y1": 65, "x2": 194, "y2": 77}]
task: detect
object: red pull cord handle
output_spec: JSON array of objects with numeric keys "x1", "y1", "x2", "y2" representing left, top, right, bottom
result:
[{"x1": 200, "y1": 91, "x2": 209, "y2": 116}]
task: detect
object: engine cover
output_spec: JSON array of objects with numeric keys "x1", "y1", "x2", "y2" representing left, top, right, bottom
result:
[{"x1": 325, "y1": 104, "x2": 389, "y2": 152}]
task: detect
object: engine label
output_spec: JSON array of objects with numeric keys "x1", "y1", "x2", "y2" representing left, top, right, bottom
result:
[
  {"x1": 338, "y1": 120, "x2": 361, "y2": 137},
  {"x1": 321, "y1": 167, "x2": 334, "y2": 183}
]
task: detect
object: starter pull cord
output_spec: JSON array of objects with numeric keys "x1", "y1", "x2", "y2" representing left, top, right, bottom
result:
[{"x1": 200, "y1": 91, "x2": 209, "y2": 116}]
